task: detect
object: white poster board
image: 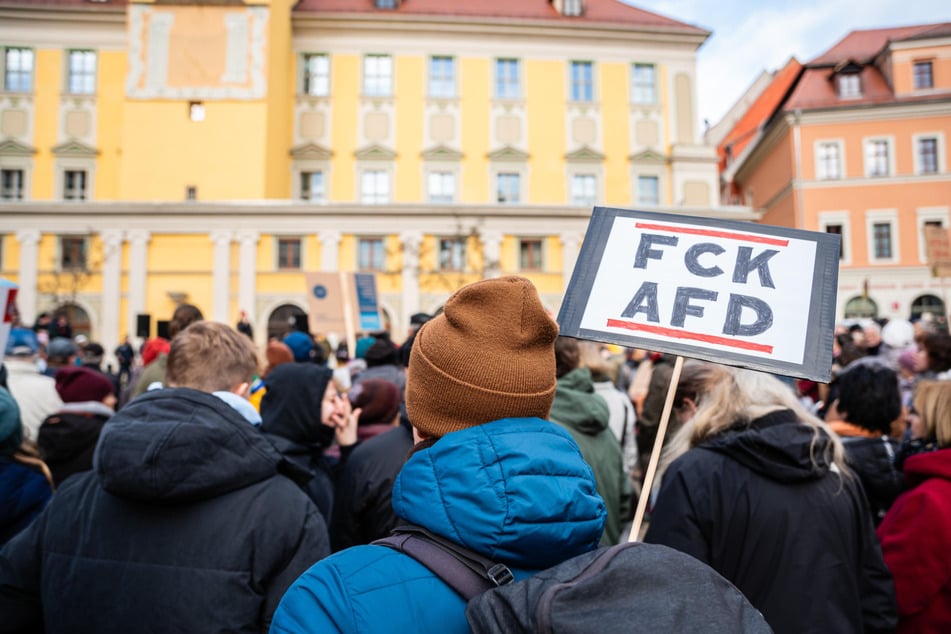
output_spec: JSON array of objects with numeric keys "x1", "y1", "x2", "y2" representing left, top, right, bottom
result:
[{"x1": 558, "y1": 208, "x2": 840, "y2": 382}]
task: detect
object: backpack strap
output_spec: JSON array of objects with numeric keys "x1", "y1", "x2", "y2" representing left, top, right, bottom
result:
[{"x1": 373, "y1": 524, "x2": 514, "y2": 601}]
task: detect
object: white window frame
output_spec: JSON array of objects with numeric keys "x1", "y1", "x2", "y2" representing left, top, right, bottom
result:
[
  {"x1": 2, "y1": 46, "x2": 34, "y2": 93},
  {"x1": 837, "y1": 73, "x2": 861, "y2": 99},
  {"x1": 913, "y1": 60, "x2": 934, "y2": 90},
  {"x1": 818, "y1": 210, "x2": 852, "y2": 265},
  {"x1": 0, "y1": 167, "x2": 25, "y2": 201},
  {"x1": 360, "y1": 168, "x2": 390, "y2": 204},
  {"x1": 569, "y1": 61, "x2": 594, "y2": 103},
  {"x1": 570, "y1": 173, "x2": 597, "y2": 206},
  {"x1": 58, "y1": 234, "x2": 88, "y2": 272},
  {"x1": 428, "y1": 56, "x2": 455, "y2": 99},
  {"x1": 862, "y1": 136, "x2": 894, "y2": 178},
  {"x1": 865, "y1": 209, "x2": 899, "y2": 264},
  {"x1": 302, "y1": 53, "x2": 330, "y2": 97},
  {"x1": 427, "y1": 170, "x2": 455, "y2": 204},
  {"x1": 917, "y1": 206, "x2": 950, "y2": 263},
  {"x1": 363, "y1": 54, "x2": 392, "y2": 98},
  {"x1": 62, "y1": 169, "x2": 88, "y2": 202},
  {"x1": 66, "y1": 49, "x2": 96, "y2": 95},
  {"x1": 495, "y1": 171, "x2": 522, "y2": 204},
  {"x1": 814, "y1": 139, "x2": 845, "y2": 180},
  {"x1": 437, "y1": 236, "x2": 467, "y2": 272},
  {"x1": 636, "y1": 174, "x2": 660, "y2": 206},
  {"x1": 357, "y1": 236, "x2": 387, "y2": 272},
  {"x1": 518, "y1": 237, "x2": 546, "y2": 272},
  {"x1": 913, "y1": 132, "x2": 945, "y2": 175},
  {"x1": 495, "y1": 58, "x2": 520, "y2": 100},
  {"x1": 631, "y1": 63, "x2": 656, "y2": 105},
  {"x1": 300, "y1": 170, "x2": 326, "y2": 202}
]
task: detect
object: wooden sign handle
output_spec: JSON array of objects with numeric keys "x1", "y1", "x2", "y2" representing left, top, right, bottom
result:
[{"x1": 628, "y1": 355, "x2": 684, "y2": 542}]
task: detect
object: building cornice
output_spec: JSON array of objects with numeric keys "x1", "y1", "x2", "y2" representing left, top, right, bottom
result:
[{"x1": 791, "y1": 100, "x2": 951, "y2": 125}]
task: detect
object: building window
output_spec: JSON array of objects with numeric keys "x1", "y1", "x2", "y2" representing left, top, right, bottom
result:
[
  {"x1": 1, "y1": 169, "x2": 23, "y2": 200},
  {"x1": 4, "y1": 47, "x2": 33, "y2": 92},
  {"x1": 496, "y1": 172, "x2": 520, "y2": 204},
  {"x1": 872, "y1": 222, "x2": 893, "y2": 260},
  {"x1": 429, "y1": 56, "x2": 455, "y2": 98},
  {"x1": 438, "y1": 237, "x2": 466, "y2": 271},
  {"x1": 571, "y1": 174, "x2": 596, "y2": 206},
  {"x1": 303, "y1": 54, "x2": 330, "y2": 96},
  {"x1": 825, "y1": 224, "x2": 844, "y2": 260},
  {"x1": 63, "y1": 170, "x2": 87, "y2": 201},
  {"x1": 300, "y1": 171, "x2": 325, "y2": 202},
  {"x1": 375, "y1": 0, "x2": 398, "y2": 7},
  {"x1": 562, "y1": 0, "x2": 583, "y2": 16},
  {"x1": 363, "y1": 54, "x2": 392, "y2": 97},
  {"x1": 495, "y1": 59, "x2": 520, "y2": 100},
  {"x1": 60, "y1": 236, "x2": 87, "y2": 270},
  {"x1": 817, "y1": 142, "x2": 842, "y2": 180},
  {"x1": 277, "y1": 237, "x2": 302, "y2": 270},
  {"x1": 837, "y1": 73, "x2": 861, "y2": 99},
  {"x1": 361, "y1": 169, "x2": 389, "y2": 204},
  {"x1": 918, "y1": 137, "x2": 939, "y2": 174},
  {"x1": 913, "y1": 61, "x2": 934, "y2": 90},
  {"x1": 637, "y1": 175, "x2": 659, "y2": 205},
  {"x1": 427, "y1": 171, "x2": 455, "y2": 204},
  {"x1": 519, "y1": 238, "x2": 544, "y2": 271},
  {"x1": 631, "y1": 63, "x2": 656, "y2": 105},
  {"x1": 570, "y1": 61, "x2": 593, "y2": 102},
  {"x1": 865, "y1": 139, "x2": 890, "y2": 177},
  {"x1": 358, "y1": 237, "x2": 386, "y2": 271},
  {"x1": 66, "y1": 50, "x2": 96, "y2": 95}
]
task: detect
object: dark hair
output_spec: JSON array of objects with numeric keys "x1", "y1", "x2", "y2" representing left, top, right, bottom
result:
[
  {"x1": 169, "y1": 304, "x2": 204, "y2": 339},
  {"x1": 835, "y1": 362, "x2": 901, "y2": 434},
  {"x1": 922, "y1": 332, "x2": 951, "y2": 373},
  {"x1": 554, "y1": 336, "x2": 580, "y2": 379}
]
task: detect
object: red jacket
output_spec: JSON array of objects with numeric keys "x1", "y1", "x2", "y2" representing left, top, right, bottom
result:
[{"x1": 878, "y1": 448, "x2": 951, "y2": 633}]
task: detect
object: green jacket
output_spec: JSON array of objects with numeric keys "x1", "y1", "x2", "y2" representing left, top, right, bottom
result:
[{"x1": 549, "y1": 367, "x2": 630, "y2": 545}]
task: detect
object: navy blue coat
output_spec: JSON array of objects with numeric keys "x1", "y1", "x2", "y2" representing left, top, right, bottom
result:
[
  {"x1": 271, "y1": 418, "x2": 606, "y2": 634},
  {"x1": 0, "y1": 388, "x2": 330, "y2": 633}
]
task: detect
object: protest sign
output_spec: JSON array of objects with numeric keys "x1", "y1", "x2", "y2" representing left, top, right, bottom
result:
[
  {"x1": 924, "y1": 225, "x2": 951, "y2": 278},
  {"x1": 305, "y1": 272, "x2": 383, "y2": 355},
  {"x1": 0, "y1": 280, "x2": 18, "y2": 357},
  {"x1": 558, "y1": 207, "x2": 840, "y2": 383}
]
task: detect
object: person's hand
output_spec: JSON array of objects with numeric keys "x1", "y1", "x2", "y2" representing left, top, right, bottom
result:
[{"x1": 329, "y1": 393, "x2": 361, "y2": 448}]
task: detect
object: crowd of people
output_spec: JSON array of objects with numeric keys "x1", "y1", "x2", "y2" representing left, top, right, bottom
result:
[{"x1": 0, "y1": 287, "x2": 948, "y2": 632}]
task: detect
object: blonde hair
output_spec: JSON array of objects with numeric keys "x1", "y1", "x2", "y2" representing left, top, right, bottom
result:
[
  {"x1": 166, "y1": 321, "x2": 259, "y2": 393},
  {"x1": 657, "y1": 364, "x2": 849, "y2": 489},
  {"x1": 914, "y1": 381, "x2": 951, "y2": 447},
  {"x1": 578, "y1": 340, "x2": 615, "y2": 382}
]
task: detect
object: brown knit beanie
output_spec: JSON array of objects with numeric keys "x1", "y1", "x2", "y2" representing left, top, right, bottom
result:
[{"x1": 407, "y1": 276, "x2": 559, "y2": 437}]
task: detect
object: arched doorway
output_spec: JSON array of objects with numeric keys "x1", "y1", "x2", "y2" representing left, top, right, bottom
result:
[
  {"x1": 267, "y1": 303, "x2": 307, "y2": 341},
  {"x1": 911, "y1": 294, "x2": 947, "y2": 329},
  {"x1": 844, "y1": 296, "x2": 878, "y2": 320},
  {"x1": 53, "y1": 303, "x2": 91, "y2": 339}
]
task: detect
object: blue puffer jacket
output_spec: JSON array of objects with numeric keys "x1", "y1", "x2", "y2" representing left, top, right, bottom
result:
[{"x1": 271, "y1": 417, "x2": 606, "y2": 634}]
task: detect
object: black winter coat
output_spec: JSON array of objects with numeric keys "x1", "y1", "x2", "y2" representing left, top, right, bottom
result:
[
  {"x1": 37, "y1": 403, "x2": 111, "y2": 486},
  {"x1": 840, "y1": 435, "x2": 902, "y2": 525},
  {"x1": 0, "y1": 388, "x2": 330, "y2": 633},
  {"x1": 645, "y1": 409, "x2": 897, "y2": 634},
  {"x1": 329, "y1": 409, "x2": 414, "y2": 551}
]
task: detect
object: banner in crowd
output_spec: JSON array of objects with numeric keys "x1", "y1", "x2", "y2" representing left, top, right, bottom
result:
[
  {"x1": 0, "y1": 279, "x2": 18, "y2": 358},
  {"x1": 558, "y1": 207, "x2": 840, "y2": 381},
  {"x1": 305, "y1": 272, "x2": 382, "y2": 353},
  {"x1": 924, "y1": 225, "x2": 951, "y2": 278}
]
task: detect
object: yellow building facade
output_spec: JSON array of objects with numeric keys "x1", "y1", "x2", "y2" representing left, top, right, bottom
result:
[{"x1": 0, "y1": 0, "x2": 750, "y2": 358}]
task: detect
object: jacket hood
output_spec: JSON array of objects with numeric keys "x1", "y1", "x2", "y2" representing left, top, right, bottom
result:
[
  {"x1": 549, "y1": 368, "x2": 610, "y2": 436},
  {"x1": 392, "y1": 417, "x2": 606, "y2": 570},
  {"x1": 95, "y1": 388, "x2": 287, "y2": 502},
  {"x1": 39, "y1": 410, "x2": 108, "y2": 463},
  {"x1": 700, "y1": 409, "x2": 834, "y2": 483},
  {"x1": 260, "y1": 363, "x2": 336, "y2": 450},
  {"x1": 903, "y1": 447, "x2": 951, "y2": 486}
]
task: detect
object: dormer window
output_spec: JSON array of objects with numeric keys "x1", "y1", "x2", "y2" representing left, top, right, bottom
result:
[
  {"x1": 837, "y1": 73, "x2": 861, "y2": 99},
  {"x1": 375, "y1": 0, "x2": 398, "y2": 8},
  {"x1": 552, "y1": 0, "x2": 583, "y2": 16}
]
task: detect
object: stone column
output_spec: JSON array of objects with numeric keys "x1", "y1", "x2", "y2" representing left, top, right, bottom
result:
[
  {"x1": 481, "y1": 230, "x2": 503, "y2": 279},
  {"x1": 14, "y1": 229, "x2": 41, "y2": 326},
  {"x1": 400, "y1": 230, "x2": 423, "y2": 333},
  {"x1": 126, "y1": 230, "x2": 150, "y2": 341},
  {"x1": 236, "y1": 230, "x2": 259, "y2": 341},
  {"x1": 319, "y1": 230, "x2": 341, "y2": 271},
  {"x1": 560, "y1": 231, "x2": 581, "y2": 291},
  {"x1": 210, "y1": 230, "x2": 233, "y2": 323},
  {"x1": 100, "y1": 229, "x2": 123, "y2": 361}
]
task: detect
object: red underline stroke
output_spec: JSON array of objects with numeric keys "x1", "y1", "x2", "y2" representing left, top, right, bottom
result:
[
  {"x1": 605, "y1": 319, "x2": 775, "y2": 354},
  {"x1": 634, "y1": 222, "x2": 789, "y2": 247}
]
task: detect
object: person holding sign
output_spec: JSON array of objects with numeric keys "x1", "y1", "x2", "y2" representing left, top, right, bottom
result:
[{"x1": 644, "y1": 363, "x2": 896, "y2": 634}]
